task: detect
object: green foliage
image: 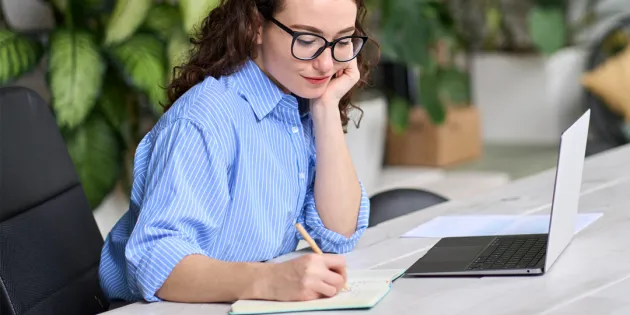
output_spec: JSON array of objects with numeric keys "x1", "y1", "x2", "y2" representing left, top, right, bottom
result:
[
  {"x1": 0, "y1": 0, "x2": 220, "y2": 210},
  {"x1": 48, "y1": 29, "x2": 104, "y2": 129},
  {"x1": 438, "y1": 66, "x2": 470, "y2": 105},
  {"x1": 64, "y1": 111, "x2": 121, "y2": 209},
  {"x1": 378, "y1": 0, "x2": 432, "y2": 70},
  {"x1": 103, "y1": 0, "x2": 153, "y2": 46},
  {"x1": 167, "y1": 28, "x2": 193, "y2": 72},
  {"x1": 142, "y1": 4, "x2": 193, "y2": 76},
  {"x1": 372, "y1": 0, "x2": 575, "y2": 131},
  {"x1": 109, "y1": 34, "x2": 168, "y2": 115},
  {"x1": 0, "y1": 30, "x2": 43, "y2": 84},
  {"x1": 527, "y1": 5, "x2": 567, "y2": 55},
  {"x1": 49, "y1": 0, "x2": 68, "y2": 12},
  {"x1": 470, "y1": 0, "x2": 570, "y2": 54},
  {"x1": 418, "y1": 72, "x2": 445, "y2": 125},
  {"x1": 371, "y1": 0, "x2": 470, "y2": 130},
  {"x1": 180, "y1": 0, "x2": 221, "y2": 34},
  {"x1": 388, "y1": 95, "x2": 410, "y2": 134},
  {"x1": 144, "y1": 4, "x2": 182, "y2": 39}
]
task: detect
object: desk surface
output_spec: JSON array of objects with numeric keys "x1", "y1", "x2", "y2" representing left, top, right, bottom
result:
[{"x1": 103, "y1": 145, "x2": 630, "y2": 315}]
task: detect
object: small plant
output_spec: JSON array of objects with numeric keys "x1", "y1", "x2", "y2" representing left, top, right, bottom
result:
[
  {"x1": 0, "y1": 0, "x2": 220, "y2": 209},
  {"x1": 369, "y1": 0, "x2": 604, "y2": 133},
  {"x1": 367, "y1": 0, "x2": 471, "y2": 133},
  {"x1": 445, "y1": 0, "x2": 569, "y2": 54}
]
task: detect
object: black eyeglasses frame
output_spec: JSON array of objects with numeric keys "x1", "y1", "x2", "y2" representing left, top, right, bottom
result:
[{"x1": 268, "y1": 17, "x2": 368, "y2": 62}]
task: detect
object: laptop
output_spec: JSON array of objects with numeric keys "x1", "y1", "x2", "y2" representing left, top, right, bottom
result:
[{"x1": 404, "y1": 109, "x2": 591, "y2": 277}]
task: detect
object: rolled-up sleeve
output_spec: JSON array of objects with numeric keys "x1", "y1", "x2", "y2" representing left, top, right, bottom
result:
[
  {"x1": 298, "y1": 180, "x2": 370, "y2": 254},
  {"x1": 124, "y1": 119, "x2": 230, "y2": 302}
]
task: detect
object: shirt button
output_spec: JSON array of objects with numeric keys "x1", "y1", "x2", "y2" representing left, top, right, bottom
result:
[
  {"x1": 292, "y1": 126, "x2": 299, "y2": 133},
  {"x1": 299, "y1": 172, "x2": 305, "y2": 179}
]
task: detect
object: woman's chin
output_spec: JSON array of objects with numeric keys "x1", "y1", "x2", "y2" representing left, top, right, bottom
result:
[{"x1": 292, "y1": 84, "x2": 328, "y2": 100}]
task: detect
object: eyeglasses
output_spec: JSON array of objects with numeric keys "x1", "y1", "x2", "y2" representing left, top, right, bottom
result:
[{"x1": 269, "y1": 17, "x2": 368, "y2": 62}]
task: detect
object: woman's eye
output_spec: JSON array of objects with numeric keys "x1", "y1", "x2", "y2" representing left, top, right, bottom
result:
[
  {"x1": 297, "y1": 39, "x2": 315, "y2": 46},
  {"x1": 337, "y1": 41, "x2": 351, "y2": 47}
]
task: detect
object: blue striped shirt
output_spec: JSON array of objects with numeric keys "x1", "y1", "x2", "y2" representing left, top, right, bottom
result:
[{"x1": 98, "y1": 59, "x2": 370, "y2": 303}]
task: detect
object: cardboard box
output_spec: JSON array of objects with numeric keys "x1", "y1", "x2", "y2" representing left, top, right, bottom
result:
[{"x1": 385, "y1": 106, "x2": 482, "y2": 167}]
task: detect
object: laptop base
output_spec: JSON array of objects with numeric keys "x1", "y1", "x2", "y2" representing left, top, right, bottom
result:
[{"x1": 404, "y1": 234, "x2": 547, "y2": 277}]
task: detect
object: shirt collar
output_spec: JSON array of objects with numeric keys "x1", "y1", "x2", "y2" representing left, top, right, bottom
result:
[{"x1": 231, "y1": 58, "x2": 295, "y2": 120}]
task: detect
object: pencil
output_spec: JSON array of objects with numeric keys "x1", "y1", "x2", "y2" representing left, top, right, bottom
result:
[{"x1": 295, "y1": 223, "x2": 349, "y2": 291}]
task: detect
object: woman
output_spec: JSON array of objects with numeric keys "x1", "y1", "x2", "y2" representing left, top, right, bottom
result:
[{"x1": 99, "y1": 0, "x2": 376, "y2": 305}]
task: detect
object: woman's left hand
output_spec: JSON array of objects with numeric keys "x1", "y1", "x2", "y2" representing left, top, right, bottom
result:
[{"x1": 313, "y1": 59, "x2": 360, "y2": 106}]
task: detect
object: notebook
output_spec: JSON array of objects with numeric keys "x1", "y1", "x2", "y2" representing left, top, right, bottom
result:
[{"x1": 229, "y1": 269, "x2": 405, "y2": 315}]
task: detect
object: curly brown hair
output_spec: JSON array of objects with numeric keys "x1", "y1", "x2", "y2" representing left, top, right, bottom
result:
[{"x1": 164, "y1": 0, "x2": 377, "y2": 128}]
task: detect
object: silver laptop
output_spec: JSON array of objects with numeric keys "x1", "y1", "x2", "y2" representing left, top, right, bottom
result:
[{"x1": 404, "y1": 109, "x2": 591, "y2": 276}]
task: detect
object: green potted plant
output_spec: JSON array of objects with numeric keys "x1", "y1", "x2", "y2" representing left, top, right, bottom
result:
[
  {"x1": 0, "y1": 0, "x2": 220, "y2": 210},
  {"x1": 366, "y1": 0, "x2": 480, "y2": 166},
  {"x1": 444, "y1": 0, "x2": 609, "y2": 145},
  {"x1": 445, "y1": 0, "x2": 570, "y2": 55}
]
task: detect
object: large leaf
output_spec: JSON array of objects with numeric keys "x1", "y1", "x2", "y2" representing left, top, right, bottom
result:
[
  {"x1": 167, "y1": 29, "x2": 192, "y2": 78},
  {"x1": 527, "y1": 5, "x2": 566, "y2": 55},
  {"x1": 0, "y1": 30, "x2": 43, "y2": 84},
  {"x1": 103, "y1": 0, "x2": 152, "y2": 46},
  {"x1": 48, "y1": 29, "x2": 105, "y2": 129},
  {"x1": 179, "y1": 0, "x2": 220, "y2": 34},
  {"x1": 143, "y1": 4, "x2": 181, "y2": 39},
  {"x1": 379, "y1": 0, "x2": 432, "y2": 69},
  {"x1": 96, "y1": 72, "x2": 137, "y2": 198},
  {"x1": 64, "y1": 112, "x2": 122, "y2": 209},
  {"x1": 109, "y1": 34, "x2": 167, "y2": 115},
  {"x1": 97, "y1": 75, "x2": 133, "y2": 146}
]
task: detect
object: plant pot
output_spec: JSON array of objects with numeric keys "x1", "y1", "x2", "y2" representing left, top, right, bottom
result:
[
  {"x1": 471, "y1": 48, "x2": 587, "y2": 145},
  {"x1": 385, "y1": 106, "x2": 482, "y2": 167}
]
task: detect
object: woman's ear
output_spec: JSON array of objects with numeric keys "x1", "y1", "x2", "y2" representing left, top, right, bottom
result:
[{"x1": 256, "y1": 25, "x2": 263, "y2": 45}]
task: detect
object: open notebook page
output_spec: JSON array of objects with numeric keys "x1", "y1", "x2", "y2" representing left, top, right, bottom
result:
[{"x1": 229, "y1": 269, "x2": 404, "y2": 315}]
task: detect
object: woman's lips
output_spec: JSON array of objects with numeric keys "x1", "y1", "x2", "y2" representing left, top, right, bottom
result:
[{"x1": 302, "y1": 75, "x2": 330, "y2": 85}]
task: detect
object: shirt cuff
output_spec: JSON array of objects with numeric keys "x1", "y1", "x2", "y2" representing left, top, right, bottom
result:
[
  {"x1": 301, "y1": 181, "x2": 370, "y2": 254},
  {"x1": 133, "y1": 237, "x2": 206, "y2": 302}
]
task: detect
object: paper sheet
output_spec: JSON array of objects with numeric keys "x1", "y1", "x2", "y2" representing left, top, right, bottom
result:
[{"x1": 401, "y1": 213, "x2": 603, "y2": 238}]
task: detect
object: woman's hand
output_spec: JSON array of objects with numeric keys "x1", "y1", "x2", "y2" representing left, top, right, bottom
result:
[
  {"x1": 313, "y1": 59, "x2": 360, "y2": 107},
  {"x1": 259, "y1": 253, "x2": 348, "y2": 301}
]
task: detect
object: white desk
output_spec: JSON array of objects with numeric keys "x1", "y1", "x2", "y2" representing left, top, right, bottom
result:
[{"x1": 103, "y1": 144, "x2": 630, "y2": 315}]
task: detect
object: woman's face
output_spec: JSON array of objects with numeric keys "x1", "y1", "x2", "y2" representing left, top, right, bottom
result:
[{"x1": 255, "y1": 0, "x2": 358, "y2": 100}]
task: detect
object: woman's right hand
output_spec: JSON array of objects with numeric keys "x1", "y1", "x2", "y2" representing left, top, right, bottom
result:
[{"x1": 261, "y1": 253, "x2": 348, "y2": 301}]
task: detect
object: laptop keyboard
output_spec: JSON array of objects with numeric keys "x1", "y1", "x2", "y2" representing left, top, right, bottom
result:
[{"x1": 466, "y1": 236, "x2": 547, "y2": 270}]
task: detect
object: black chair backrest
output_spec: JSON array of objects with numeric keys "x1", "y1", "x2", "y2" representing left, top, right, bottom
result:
[
  {"x1": 0, "y1": 87, "x2": 108, "y2": 315},
  {"x1": 368, "y1": 188, "x2": 448, "y2": 227}
]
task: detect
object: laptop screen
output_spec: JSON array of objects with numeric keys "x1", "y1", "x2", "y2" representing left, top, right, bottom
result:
[{"x1": 544, "y1": 109, "x2": 590, "y2": 271}]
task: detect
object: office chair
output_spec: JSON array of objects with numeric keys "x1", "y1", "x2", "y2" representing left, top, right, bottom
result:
[
  {"x1": 0, "y1": 86, "x2": 109, "y2": 315},
  {"x1": 368, "y1": 188, "x2": 448, "y2": 227}
]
